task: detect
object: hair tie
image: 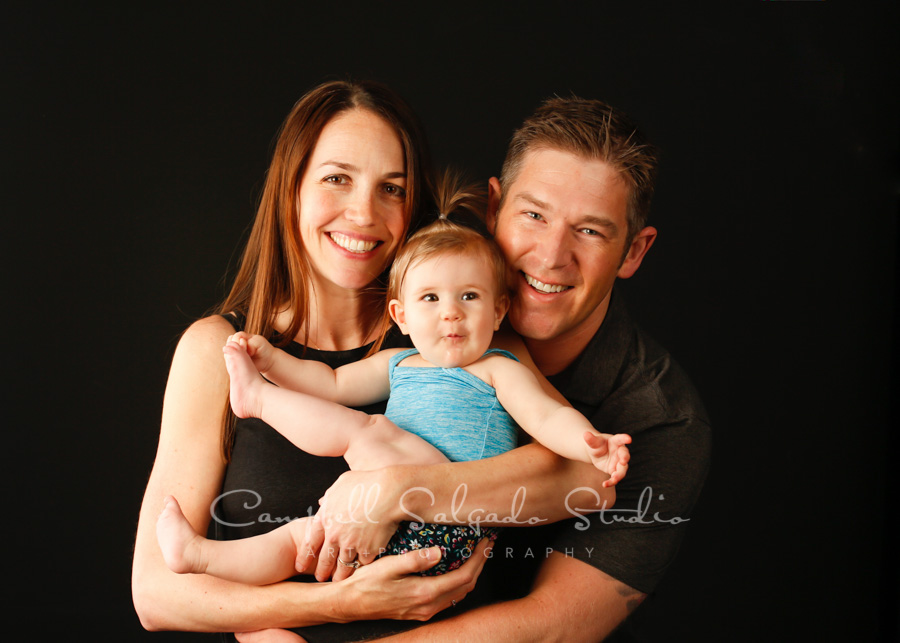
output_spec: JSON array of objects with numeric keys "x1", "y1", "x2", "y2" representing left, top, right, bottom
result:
[{"x1": 438, "y1": 212, "x2": 449, "y2": 220}]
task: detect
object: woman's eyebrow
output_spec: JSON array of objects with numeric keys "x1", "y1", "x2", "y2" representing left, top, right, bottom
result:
[{"x1": 317, "y1": 160, "x2": 406, "y2": 180}]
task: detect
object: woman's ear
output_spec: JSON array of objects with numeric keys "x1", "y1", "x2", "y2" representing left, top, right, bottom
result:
[{"x1": 388, "y1": 299, "x2": 409, "y2": 335}]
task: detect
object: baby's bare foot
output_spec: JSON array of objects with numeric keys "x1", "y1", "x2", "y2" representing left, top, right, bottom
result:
[
  {"x1": 223, "y1": 341, "x2": 265, "y2": 419},
  {"x1": 156, "y1": 496, "x2": 207, "y2": 574}
]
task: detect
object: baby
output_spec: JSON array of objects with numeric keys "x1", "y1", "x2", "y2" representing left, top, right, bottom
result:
[{"x1": 157, "y1": 195, "x2": 630, "y2": 582}]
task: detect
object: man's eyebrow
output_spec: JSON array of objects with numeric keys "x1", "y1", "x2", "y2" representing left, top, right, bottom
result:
[
  {"x1": 318, "y1": 160, "x2": 358, "y2": 171},
  {"x1": 582, "y1": 215, "x2": 619, "y2": 231},
  {"x1": 514, "y1": 192, "x2": 619, "y2": 233},
  {"x1": 514, "y1": 191, "x2": 551, "y2": 211}
]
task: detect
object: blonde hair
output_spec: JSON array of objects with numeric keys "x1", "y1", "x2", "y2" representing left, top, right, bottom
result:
[{"x1": 387, "y1": 170, "x2": 510, "y2": 307}]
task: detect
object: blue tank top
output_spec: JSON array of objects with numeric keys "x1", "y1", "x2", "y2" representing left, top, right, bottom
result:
[{"x1": 384, "y1": 348, "x2": 520, "y2": 462}]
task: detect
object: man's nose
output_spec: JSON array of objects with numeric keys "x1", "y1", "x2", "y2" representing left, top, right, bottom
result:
[{"x1": 535, "y1": 224, "x2": 573, "y2": 269}]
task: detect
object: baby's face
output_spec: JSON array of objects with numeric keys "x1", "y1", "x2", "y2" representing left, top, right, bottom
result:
[{"x1": 389, "y1": 252, "x2": 507, "y2": 368}]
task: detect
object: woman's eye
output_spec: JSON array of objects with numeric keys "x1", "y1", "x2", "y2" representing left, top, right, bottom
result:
[
  {"x1": 384, "y1": 183, "x2": 407, "y2": 198},
  {"x1": 324, "y1": 175, "x2": 347, "y2": 185},
  {"x1": 461, "y1": 292, "x2": 479, "y2": 301}
]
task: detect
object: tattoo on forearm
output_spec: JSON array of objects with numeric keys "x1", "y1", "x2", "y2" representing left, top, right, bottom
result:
[{"x1": 614, "y1": 582, "x2": 646, "y2": 614}]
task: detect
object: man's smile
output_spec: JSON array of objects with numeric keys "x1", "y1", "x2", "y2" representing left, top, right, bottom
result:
[{"x1": 523, "y1": 273, "x2": 573, "y2": 294}]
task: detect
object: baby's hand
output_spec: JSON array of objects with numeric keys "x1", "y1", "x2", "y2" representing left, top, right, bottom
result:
[
  {"x1": 584, "y1": 431, "x2": 631, "y2": 487},
  {"x1": 225, "y1": 332, "x2": 275, "y2": 374}
]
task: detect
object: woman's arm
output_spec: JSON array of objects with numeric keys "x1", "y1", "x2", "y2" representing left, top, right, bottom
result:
[
  {"x1": 374, "y1": 553, "x2": 643, "y2": 643},
  {"x1": 132, "y1": 317, "x2": 480, "y2": 632}
]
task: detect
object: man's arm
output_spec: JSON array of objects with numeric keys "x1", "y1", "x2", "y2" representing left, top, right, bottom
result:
[
  {"x1": 311, "y1": 444, "x2": 613, "y2": 575},
  {"x1": 377, "y1": 553, "x2": 645, "y2": 642}
]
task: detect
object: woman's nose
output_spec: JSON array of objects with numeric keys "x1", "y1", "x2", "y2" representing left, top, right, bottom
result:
[{"x1": 345, "y1": 190, "x2": 377, "y2": 226}]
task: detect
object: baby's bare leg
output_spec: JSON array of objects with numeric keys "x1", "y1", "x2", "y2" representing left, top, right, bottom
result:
[
  {"x1": 223, "y1": 340, "x2": 269, "y2": 419},
  {"x1": 156, "y1": 496, "x2": 317, "y2": 585},
  {"x1": 343, "y1": 414, "x2": 450, "y2": 470},
  {"x1": 224, "y1": 342, "x2": 448, "y2": 469}
]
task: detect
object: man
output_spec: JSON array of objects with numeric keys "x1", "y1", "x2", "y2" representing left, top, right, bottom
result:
[
  {"x1": 301, "y1": 96, "x2": 711, "y2": 642},
  {"x1": 390, "y1": 96, "x2": 710, "y2": 640}
]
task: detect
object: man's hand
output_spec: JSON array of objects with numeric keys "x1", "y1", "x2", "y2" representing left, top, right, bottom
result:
[{"x1": 310, "y1": 468, "x2": 408, "y2": 582}]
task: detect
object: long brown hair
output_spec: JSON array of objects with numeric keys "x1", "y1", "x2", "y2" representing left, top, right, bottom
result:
[{"x1": 216, "y1": 80, "x2": 432, "y2": 459}]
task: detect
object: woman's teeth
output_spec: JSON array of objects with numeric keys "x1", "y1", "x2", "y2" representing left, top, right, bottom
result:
[
  {"x1": 525, "y1": 274, "x2": 570, "y2": 294},
  {"x1": 330, "y1": 232, "x2": 378, "y2": 253}
]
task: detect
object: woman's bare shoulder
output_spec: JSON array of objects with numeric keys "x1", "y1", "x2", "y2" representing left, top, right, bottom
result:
[
  {"x1": 172, "y1": 315, "x2": 236, "y2": 368},
  {"x1": 181, "y1": 314, "x2": 236, "y2": 343}
]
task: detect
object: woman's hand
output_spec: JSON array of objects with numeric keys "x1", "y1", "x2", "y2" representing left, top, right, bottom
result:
[
  {"x1": 335, "y1": 539, "x2": 491, "y2": 621},
  {"x1": 236, "y1": 540, "x2": 490, "y2": 641}
]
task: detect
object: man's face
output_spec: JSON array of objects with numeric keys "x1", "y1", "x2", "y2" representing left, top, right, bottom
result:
[{"x1": 488, "y1": 148, "x2": 652, "y2": 353}]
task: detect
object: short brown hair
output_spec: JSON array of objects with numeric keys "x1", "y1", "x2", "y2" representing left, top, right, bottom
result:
[{"x1": 499, "y1": 95, "x2": 658, "y2": 243}]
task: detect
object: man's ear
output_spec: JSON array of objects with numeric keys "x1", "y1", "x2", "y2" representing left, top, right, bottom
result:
[
  {"x1": 487, "y1": 177, "x2": 502, "y2": 235},
  {"x1": 388, "y1": 299, "x2": 409, "y2": 335},
  {"x1": 617, "y1": 226, "x2": 657, "y2": 279}
]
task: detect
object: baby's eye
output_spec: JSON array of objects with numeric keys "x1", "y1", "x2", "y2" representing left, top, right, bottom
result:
[
  {"x1": 461, "y1": 292, "x2": 479, "y2": 301},
  {"x1": 422, "y1": 294, "x2": 438, "y2": 302}
]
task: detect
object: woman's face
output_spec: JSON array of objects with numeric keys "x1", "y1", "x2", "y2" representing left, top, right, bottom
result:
[{"x1": 297, "y1": 108, "x2": 408, "y2": 294}]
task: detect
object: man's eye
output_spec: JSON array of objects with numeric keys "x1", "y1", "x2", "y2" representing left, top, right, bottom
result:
[
  {"x1": 461, "y1": 292, "x2": 479, "y2": 301},
  {"x1": 525, "y1": 211, "x2": 543, "y2": 221},
  {"x1": 580, "y1": 228, "x2": 599, "y2": 236}
]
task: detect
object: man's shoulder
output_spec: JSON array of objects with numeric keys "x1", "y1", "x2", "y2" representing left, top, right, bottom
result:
[{"x1": 572, "y1": 299, "x2": 710, "y2": 434}]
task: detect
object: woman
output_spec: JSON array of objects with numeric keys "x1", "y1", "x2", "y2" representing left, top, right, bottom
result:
[
  {"x1": 133, "y1": 79, "x2": 610, "y2": 641},
  {"x1": 132, "y1": 80, "x2": 493, "y2": 639}
]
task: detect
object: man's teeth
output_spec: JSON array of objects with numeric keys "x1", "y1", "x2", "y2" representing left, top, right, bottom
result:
[
  {"x1": 330, "y1": 232, "x2": 377, "y2": 253},
  {"x1": 525, "y1": 274, "x2": 570, "y2": 294}
]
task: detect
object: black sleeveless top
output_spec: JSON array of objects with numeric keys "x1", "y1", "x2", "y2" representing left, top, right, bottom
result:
[{"x1": 214, "y1": 317, "x2": 427, "y2": 642}]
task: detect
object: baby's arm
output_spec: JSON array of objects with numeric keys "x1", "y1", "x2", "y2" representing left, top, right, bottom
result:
[
  {"x1": 226, "y1": 332, "x2": 396, "y2": 406},
  {"x1": 491, "y1": 358, "x2": 630, "y2": 487}
]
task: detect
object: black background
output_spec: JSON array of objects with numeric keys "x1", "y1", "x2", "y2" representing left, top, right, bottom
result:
[{"x1": 4, "y1": 3, "x2": 897, "y2": 641}]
